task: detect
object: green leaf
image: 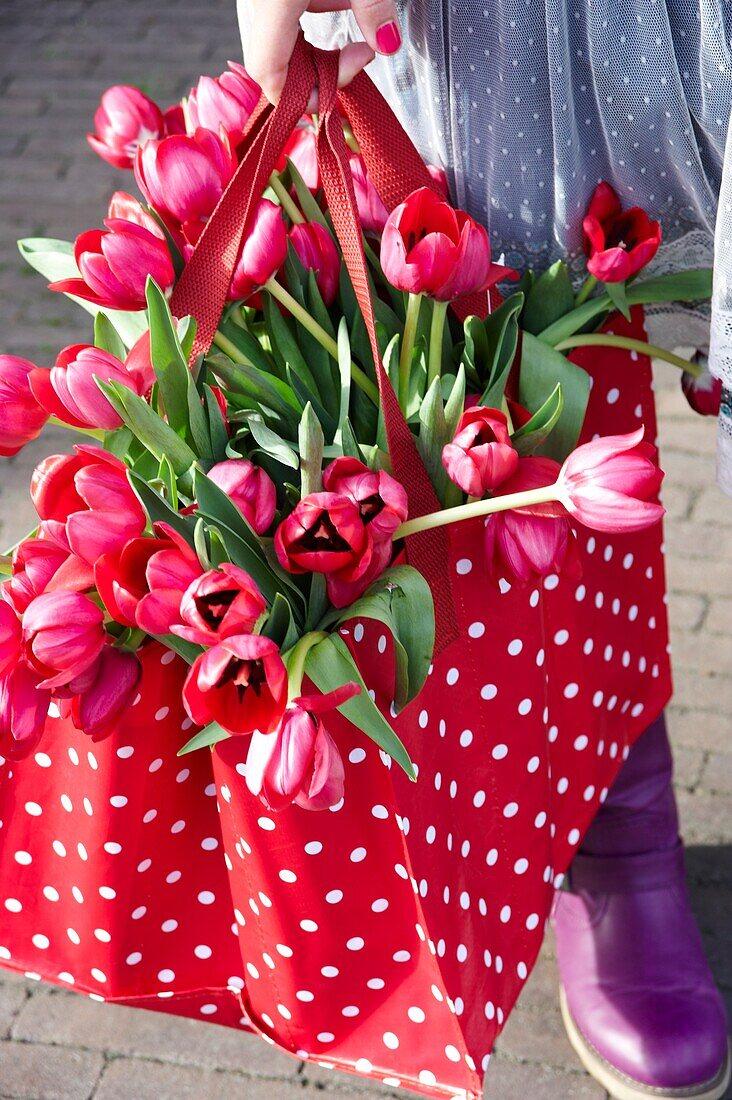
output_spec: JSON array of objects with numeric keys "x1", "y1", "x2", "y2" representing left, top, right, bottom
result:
[
  {"x1": 127, "y1": 471, "x2": 196, "y2": 543},
  {"x1": 522, "y1": 260, "x2": 576, "y2": 335},
  {"x1": 178, "y1": 721, "x2": 230, "y2": 756},
  {"x1": 208, "y1": 353, "x2": 302, "y2": 424},
  {"x1": 519, "y1": 334, "x2": 591, "y2": 460},
  {"x1": 478, "y1": 292, "x2": 524, "y2": 408},
  {"x1": 604, "y1": 279, "x2": 631, "y2": 321},
  {"x1": 194, "y1": 516, "x2": 212, "y2": 571},
  {"x1": 444, "y1": 365, "x2": 466, "y2": 441},
  {"x1": 146, "y1": 278, "x2": 194, "y2": 439},
  {"x1": 417, "y1": 376, "x2": 450, "y2": 501},
  {"x1": 305, "y1": 634, "x2": 416, "y2": 780},
  {"x1": 247, "y1": 414, "x2": 299, "y2": 469},
  {"x1": 157, "y1": 454, "x2": 179, "y2": 510},
  {"x1": 264, "y1": 293, "x2": 318, "y2": 392},
  {"x1": 334, "y1": 565, "x2": 434, "y2": 711},
  {"x1": 17, "y1": 237, "x2": 148, "y2": 348},
  {"x1": 97, "y1": 379, "x2": 198, "y2": 477},
  {"x1": 512, "y1": 382, "x2": 564, "y2": 456},
  {"x1": 334, "y1": 317, "x2": 353, "y2": 449},
  {"x1": 203, "y1": 384, "x2": 229, "y2": 462},
  {"x1": 94, "y1": 312, "x2": 127, "y2": 361},
  {"x1": 286, "y1": 157, "x2": 329, "y2": 228},
  {"x1": 262, "y1": 593, "x2": 296, "y2": 647},
  {"x1": 299, "y1": 402, "x2": 324, "y2": 497}
]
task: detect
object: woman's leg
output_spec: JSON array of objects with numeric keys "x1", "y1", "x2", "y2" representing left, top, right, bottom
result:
[{"x1": 553, "y1": 713, "x2": 730, "y2": 1100}]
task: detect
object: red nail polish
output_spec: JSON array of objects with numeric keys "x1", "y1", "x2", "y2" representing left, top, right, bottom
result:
[{"x1": 376, "y1": 20, "x2": 402, "y2": 55}]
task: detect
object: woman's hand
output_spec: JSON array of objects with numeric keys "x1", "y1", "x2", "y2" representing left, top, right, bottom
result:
[{"x1": 244, "y1": 0, "x2": 402, "y2": 109}]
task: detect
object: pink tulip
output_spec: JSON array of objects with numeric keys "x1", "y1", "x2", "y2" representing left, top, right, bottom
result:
[
  {"x1": 556, "y1": 428, "x2": 664, "y2": 532},
  {"x1": 206, "y1": 459, "x2": 277, "y2": 532},
  {"x1": 443, "y1": 407, "x2": 519, "y2": 496},
  {"x1": 186, "y1": 62, "x2": 261, "y2": 141},
  {"x1": 183, "y1": 633, "x2": 288, "y2": 735},
  {"x1": 289, "y1": 222, "x2": 341, "y2": 306},
  {"x1": 135, "y1": 127, "x2": 237, "y2": 244},
  {"x1": 278, "y1": 123, "x2": 319, "y2": 190},
  {"x1": 681, "y1": 362, "x2": 722, "y2": 417},
  {"x1": 163, "y1": 104, "x2": 187, "y2": 135},
  {"x1": 23, "y1": 590, "x2": 106, "y2": 690},
  {"x1": 136, "y1": 524, "x2": 203, "y2": 636},
  {"x1": 245, "y1": 684, "x2": 357, "y2": 812},
  {"x1": 381, "y1": 186, "x2": 512, "y2": 301},
  {"x1": 228, "y1": 199, "x2": 288, "y2": 301},
  {"x1": 0, "y1": 597, "x2": 21, "y2": 676},
  {"x1": 9, "y1": 525, "x2": 93, "y2": 614},
  {"x1": 0, "y1": 355, "x2": 49, "y2": 457},
  {"x1": 30, "y1": 344, "x2": 147, "y2": 431},
  {"x1": 49, "y1": 200, "x2": 175, "y2": 311},
  {"x1": 350, "y1": 154, "x2": 388, "y2": 234},
  {"x1": 173, "y1": 564, "x2": 266, "y2": 646},
  {"x1": 275, "y1": 492, "x2": 372, "y2": 580},
  {"x1": 322, "y1": 456, "x2": 408, "y2": 542},
  {"x1": 70, "y1": 644, "x2": 141, "y2": 738},
  {"x1": 426, "y1": 164, "x2": 449, "y2": 197},
  {"x1": 325, "y1": 536, "x2": 393, "y2": 610},
  {"x1": 0, "y1": 661, "x2": 51, "y2": 758},
  {"x1": 484, "y1": 457, "x2": 573, "y2": 582},
  {"x1": 88, "y1": 85, "x2": 164, "y2": 170}
]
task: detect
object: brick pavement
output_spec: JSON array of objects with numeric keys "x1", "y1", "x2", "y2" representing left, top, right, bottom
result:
[{"x1": 0, "y1": 2, "x2": 730, "y2": 1097}]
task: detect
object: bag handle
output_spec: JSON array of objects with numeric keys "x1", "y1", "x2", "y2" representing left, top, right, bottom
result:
[{"x1": 170, "y1": 37, "x2": 460, "y2": 651}]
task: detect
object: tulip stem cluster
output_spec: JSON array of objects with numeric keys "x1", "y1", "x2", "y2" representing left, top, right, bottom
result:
[
  {"x1": 268, "y1": 172, "x2": 305, "y2": 226},
  {"x1": 283, "y1": 630, "x2": 327, "y2": 702},
  {"x1": 554, "y1": 334, "x2": 702, "y2": 376},
  {"x1": 394, "y1": 484, "x2": 560, "y2": 539},
  {"x1": 263, "y1": 278, "x2": 380, "y2": 404},
  {"x1": 399, "y1": 292, "x2": 423, "y2": 406}
]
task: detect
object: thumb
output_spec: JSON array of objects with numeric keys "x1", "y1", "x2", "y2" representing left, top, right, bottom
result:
[{"x1": 350, "y1": 0, "x2": 402, "y2": 56}]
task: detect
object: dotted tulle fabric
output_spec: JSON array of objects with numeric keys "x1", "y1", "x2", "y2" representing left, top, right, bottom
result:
[{"x1": 0, "y1": 313, "x2": 672, "y2": 1099}]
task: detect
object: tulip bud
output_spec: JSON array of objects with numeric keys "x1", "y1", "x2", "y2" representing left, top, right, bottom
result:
[
  {"x1": 30, "y1": 344, "x2": 146, "y2": 431},
  {"x1": 277, "y1": 124, "x2": 319, "y2": 190},
  {"x1": 322, "y1": 457, "x2": 407, "y2": 542},
  {"x1": 443, "y1": 407, "x2": 519, "y2": 496},
  {"x1": 182, "y1": 634, "x2": 288, "y2": 735},
  {"x1": 87, "y1": 85, "x2": 164, "y2": 170},
  {"x1": 0, "y1": 598, "x2": 22, "y2": 676},
  {"x1": 23, "y1": 591, "x2": 106, "y2": 690},
  {"x1": 71, "y1": 645, "x2": 142, "y2": 738},
  {"x1": 681, "y1": 359, "x2": 722, "y2": 417},
  {"x1": 289, "y1": 222, "x2": 341, "y2": 306},
  {"x1": 229, "y1": 199, "x2": 288, "y2": 301},
  {"x1": 556, "y1": 428, "x2": 664, "y2": 532},
  {"x1": 484, "y1": 457, "x2": 573, "y2": 582},
  {"x1": 186, "y1": 62, "x2": 261, "y2": 141},
  {"x1": 174, "y1": 564, "x2": 266, "y2": 646},
  {"x1": 0, "y1": 356, "x2": 49, "y2": 457},
  {"x1": 350, "y1": 155, "x2": 388, "y2": 234},
  {"x1": 583, "y1": 181, "x2": 661, "y2": 283},
  {"x1": 0, "y1": 661, "x2": 51, "y2": 758},
  {"x1": 206, "y1": 459, "x2": 276, "y2": 533}
]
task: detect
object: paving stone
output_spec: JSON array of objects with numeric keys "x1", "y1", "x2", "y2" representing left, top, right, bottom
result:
[
  {"x1": 480, "y1": 1057, "x2": 607, "y2": 1099},
  {"x1": 93, "y1": 1058, "x2": 306, "y2": 1100},
  {"x1": 667, "y1": 707, "x2": 732, "y2": 755},
  {"x1": 677, "y1": 789, "x2": 732, "y2": 845},
  {"x1": 0, "y1": 1038, "x2": 103, "y2": 1100},
  {"x1": 11, "y1": 989, "x2": 300, "y2": 1078}
]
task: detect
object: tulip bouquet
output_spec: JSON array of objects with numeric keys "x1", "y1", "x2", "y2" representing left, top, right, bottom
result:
[{"x1": 0, "y1": 61, "x2": 713, "y2": 814}]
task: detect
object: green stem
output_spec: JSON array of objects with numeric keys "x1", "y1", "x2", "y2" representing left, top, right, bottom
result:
[
  {"x1": 268, "y1": 172, "x2": 305, "y2": 225},
  {"x1": 212, "y1": 329, "x2": 254, "y2": 367},
  {"x1": 554, "y1": 334, "x2": 701, "y2": 375},
  {"x1": 574, "y1": 274, "x2": 598, "y2": 306},
  {"x1": 47, "y1": 415, "x2": 105, "y2": 441},
  {"x1": 427, "y1": 299, "x2": 449, "y2": 388},
  {"x1": 394, "y1": 484, "x2": 560, "y2": 540},
  {"x1": 283, "y1": 630, "x2": 327, "y2": 702},
  {"x1": 0, "y1": 555, "x2": 12, "y2": 576},
  {"x1": 399, "y1": 292, "x2": 423, "y2": 408},
  {"x1": 114, "y1": 627, "x2": 147, "y2": 652},
  {"x1": 265, "y1": 278, "x2": 380, "y2": 405}
]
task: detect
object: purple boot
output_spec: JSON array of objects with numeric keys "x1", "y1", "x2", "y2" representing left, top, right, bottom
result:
[{"x1": 553, "y1": 714, "x2": 730, "y2": 1100}]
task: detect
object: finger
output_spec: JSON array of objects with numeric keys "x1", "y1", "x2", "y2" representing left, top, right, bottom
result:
[
  {"x1": 350, "y1": 0, "x2": 402, "y2": 55},
  {"x1": 245, "y1": 0, "x2": 307, "y2": 104},
  {"x1": 303, "y1": 41, "x2": 374, "y2": 113}
]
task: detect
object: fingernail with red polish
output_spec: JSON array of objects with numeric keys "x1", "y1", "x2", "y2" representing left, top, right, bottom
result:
[{"x1": 376, "y1": 20, "x2": 402, "y2": 55}]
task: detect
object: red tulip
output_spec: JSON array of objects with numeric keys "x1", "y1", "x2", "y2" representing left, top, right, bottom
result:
[
  {"x1": 49, "y1": 204, "x2": 175, "y2": 311},
  {"x1": 322, "y1": 457, "x2": 408, "y2": 542},
  {"x1": 135, "y1": 127, "x2": 237, "y2": 245},
  {"x1": 183, "y1": 633, "x2": 288, "y2": 735},
  {"x1": 205, "y1": 459, "x2": 276, "y2": 533},
  {"x1": 228, "y1": 199, "x2": 288, "y2": 301},
  {"x1": 426, "y1": 164, "x2": 449, "y2": 197},
  {"x1": 484, "y1": 457, "x2": 573, "y2": 582},
  {"x1": 173, "y1": 564, "x2": 266, "y2": 646},
  {"x1": 277, "y1": 123, "x2": 319, "y2": 190},
  {"x1": 381, "y1": 186, "x2": 510, "y2": 301},
  {"x1": 325, "y1": 536, "x2": 393, "y2": 609},
  {"x1": 135, "y1": 524, "x2": 203, "y2": 636},
  {"x1": 30, "y1": 344, "x2": 147, "y2": 431},
  {"x1": 9, "y1": 524, "x2": 93, "y2": 613},
  {"x1": 0, "y1": 661, "x2": 51, "y2": 758},
  {"x1": 0, "y1": 355, "x2": 49, "y2": 457},
  {"x1": 275, "y1": 492, "x2": 372, "y2": 580},
  {"x1": 95, "y1": 537, "x2": 168, "y2": 628},
  {"x1": 443, "y1": 407, "x2": 519, "y2": 496},
  {"x1": 681, "y1": 362, "x2": 722, "y2": 417},
  {"x1": 0, "y1": 597, "x2": 21, "y2": 676},
  {"x1": 350, "y1": 154, "x2": 388, "y2": 234},
  {"x1": 23, "y1": 590, "x2": 106, "y2": 690},
  {"x1": 289, "y1": 222, "x2": 341, "y2": 306},
  {"x1": 557, "y1": 428, "x2": 664, "y2": 532},
  {"x1": 245, "y1": 683, "x2": 357, "y2": 812},
  {"x1": 583, "y1": 182, "x2": 661, "y2": 283},
  {"x1": 163, "y1": 104, "x2": 187, "y2": 136},
  {"x1": 88, "y1": 85, "x2": 164, "y2": 170},
  {"x1": 186, "y1": 62, "x2": 261, "y2": 142},
  {"x1": 70, "y1": 644, "x2": 141, "y2": 739}
]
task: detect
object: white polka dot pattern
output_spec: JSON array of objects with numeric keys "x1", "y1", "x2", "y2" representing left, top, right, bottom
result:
[{"x1": 0, "y1": 317, "x2": 671, "y2": 1100}]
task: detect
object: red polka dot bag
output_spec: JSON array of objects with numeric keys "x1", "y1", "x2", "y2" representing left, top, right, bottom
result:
[{"x1": 0, "y1": 35, "x2": 708, "y2": 1100}]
